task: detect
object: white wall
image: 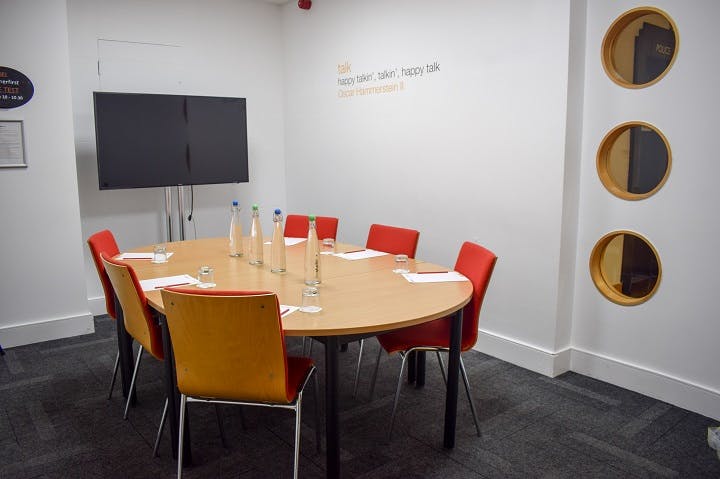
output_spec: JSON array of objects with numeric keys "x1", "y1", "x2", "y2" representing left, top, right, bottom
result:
[
  {"x1": 281, "y1": 0, "x2": 576, "y2": 374},
  {"x1": 67, "y1": 0, "x2": 288, "y2": 315},
  {"x1": 0, "y1": 0, "x2": 93, "y2": 347},
  {"x1": 572, "y1": 0, "x2": 720, "y2": 419}
]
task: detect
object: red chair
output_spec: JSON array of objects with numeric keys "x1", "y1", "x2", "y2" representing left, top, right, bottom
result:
[
  {"x1": 352, "y1": 224, "x2": 420, "y2": 396},
  {"x1": 284, "y1": 214, "x2": 339, "y2": 240},
  {"x1": 369, "y1": 241, "x2": 497, "y2": 440},
  {"x1": 101, "y1": 252, "x2": 168, "y2": 457},
  {"x1": 160, "y1": 288, "x2": 320, "y2": 479},
  {"x1": 87, "y1": 230, "x2": 121, "y2": 399}
]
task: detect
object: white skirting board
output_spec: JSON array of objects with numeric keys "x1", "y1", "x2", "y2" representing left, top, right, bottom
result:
[
  {"x1": 88, "y1": 296, "x2": 109, "y2": 317},
  {"x1": 0, "y1": 313, "x2": 95, "y2": 349},
  {"x1": 475, "y1": 329, "x2": 720, "y2": 421},
  {"x1": 475, "y1": 329, "x2": 571, "y2": 377}
]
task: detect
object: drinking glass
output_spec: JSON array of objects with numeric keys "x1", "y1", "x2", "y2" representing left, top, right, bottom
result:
[
  {"x1": 300, "y1": 286, "x2": 322, "y2": 313},
  {"x1": 196, "y1": 266, "x2": 216, "y2": 288},
  {"x1": 393, "y1": 254, "x2": 410, "y2": 273},
  {"x1": 152, "y1": 244, "x2": 168, "y2": 263}
]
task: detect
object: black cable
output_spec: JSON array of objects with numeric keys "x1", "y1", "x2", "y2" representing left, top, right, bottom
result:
[{"x1": 187, "y1": 185, "x2": 194, "y2": 221}]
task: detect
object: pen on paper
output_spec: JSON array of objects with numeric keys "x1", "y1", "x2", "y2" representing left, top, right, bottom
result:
[
  {"x1": 155, "y1": 282, "x2": 191, "y2": 289},
  {"x1": 281, "y1": 308, "x2": 290, "y2": 316},
  {"x1": 343, "y1": 249, "x2": 366, "y2": 254}
]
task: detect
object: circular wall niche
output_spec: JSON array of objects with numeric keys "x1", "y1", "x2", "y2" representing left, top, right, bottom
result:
[{"x1": 589, "y1": 230, "x2": 661, "y2": 306}]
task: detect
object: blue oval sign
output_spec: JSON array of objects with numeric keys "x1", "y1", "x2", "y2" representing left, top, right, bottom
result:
[{"x1": 0, "y1": 66, "x2": 34, "y2": 109}]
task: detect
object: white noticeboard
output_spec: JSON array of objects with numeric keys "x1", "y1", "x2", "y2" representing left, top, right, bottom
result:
[{"x1": 0, "y1": 120, "x2": 26, "y2": 168}]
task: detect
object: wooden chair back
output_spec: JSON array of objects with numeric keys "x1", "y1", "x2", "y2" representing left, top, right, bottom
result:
[
  {"x1": 101, "y1": 253, "x2": 164, "y2": 360},
  {"x1": 161, "y1": 289, "x2": 294, "y2": 403}
]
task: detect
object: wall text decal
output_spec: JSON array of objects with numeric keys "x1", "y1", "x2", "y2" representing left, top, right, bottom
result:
[{"x1": 336, "y1": 60, "x2": 440, "y2": 99}]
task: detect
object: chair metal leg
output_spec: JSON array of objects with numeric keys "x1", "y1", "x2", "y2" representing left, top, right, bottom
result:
[
  {"x1": 313, "y1": 372, "x2": 321, "y2": 453},
  {"x1": 153, "y1": 397, "x2": 169, "y2": 457},
  {"x1": 308, "y1": 338, "x2": 314, "y2": 356},
  {"x1": 301, "y1": 336, "x2": 307, "y2": 355},
  {"x1": 387, "y1": 352, "x2": 409, "y2": 442},
  {"x1": 107, "y1": 350, "x2": 120, "y2": 400},
  {"x1": 123, "y1": 344, "x2": 144, "y2": 420},
  {"x1": 369, "y1": 346, "x2": 383, "y2": 400},
  {"x1": 460, "y1": 356, "x2": 481, "y2": 437},
  {"x1": 178, "y1": 394, "x2": 187, "y2": 479},
  {"x1": 436, "y1": 351, "x2": 447, "y2": 385},
  {"x1": 352, "y1": 339, "x2": 365, "y2": 398},
  {"x1": 293, "y1": 391, "x2": 303, "y2": 479}
]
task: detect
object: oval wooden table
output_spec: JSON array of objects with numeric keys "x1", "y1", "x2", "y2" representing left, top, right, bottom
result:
[{"x1": 117, "y1": 237, "x2": 472, "y2": 478}]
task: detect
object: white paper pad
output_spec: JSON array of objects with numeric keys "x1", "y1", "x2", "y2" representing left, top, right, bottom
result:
[
  {"x1": 284, "y1": 237, "x2": 307, "y2": 246},
  {"x1": 280, "y1": 305, "x2": 299, "y2": 317},
  {"x1": 118, "y1": 252, "x2": 174, "y2": 260},
  {"x1": 335, "y1": 249, "x2": 388, "y2": 260},
  {"x1": 264, "y1": 237, "x2": 307, "y2": 246},
  {"x1": 139, "y1": 274, "x2": 199, "y2": 291},
  {"x1": 402, "y1": 272, "x2": 468, "y2": 283}
]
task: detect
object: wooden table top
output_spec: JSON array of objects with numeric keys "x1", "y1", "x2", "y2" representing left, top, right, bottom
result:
[{"x1": 127, "y1": 237, "x2": 472, "y2": 337}]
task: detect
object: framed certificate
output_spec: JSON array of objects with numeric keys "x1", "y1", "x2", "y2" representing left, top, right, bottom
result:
[{"x1": 0, "y1": 120, "x2": 26, "y2": 168}]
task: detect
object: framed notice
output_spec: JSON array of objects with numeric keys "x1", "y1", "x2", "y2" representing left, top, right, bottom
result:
[{"x1": 0, "y1": 120, "x2": 27, "y2": 168}]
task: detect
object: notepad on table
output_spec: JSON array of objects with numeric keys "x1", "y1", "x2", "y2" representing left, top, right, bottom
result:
[
  {"x1": 117, "y1": 252, "x2": 174, "y2": 260},
  {"x1": 280, "y1": 305, "x2": 300, "y2": 317},
  {"x1": 402, "y1": 272, "x2": 468, "y2": 283},
  {"x1": 139, "y1": 274, "x2": 199, "y2": 291},
  {"x1": 335, "y1": 249, "x2": 388, "y2": 260}
]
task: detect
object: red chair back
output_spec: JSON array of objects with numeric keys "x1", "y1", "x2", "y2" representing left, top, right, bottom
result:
[
  {"x1": 454, "y1": 241, "x2": 497, "y2": 350},
  {"x1": 284, "y1": 214, "x2": 339, "y2": 240},
  {"x1": 87, "y1": 230, "x2": 120, "y2": 319},
  {"x1": 365, "y1": 224, "x2": 420, "y2": 258},
  {"x1": 101, "y1": 253, "x2": 164, "y2": 360}
]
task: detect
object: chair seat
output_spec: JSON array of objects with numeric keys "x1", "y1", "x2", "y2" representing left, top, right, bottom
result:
[
  {"x1": 286, "y1": 356, "x2": 314, "y2": 402},
  {"x1": 377, "y1": 316, "x2": 473, "y2": 354}
]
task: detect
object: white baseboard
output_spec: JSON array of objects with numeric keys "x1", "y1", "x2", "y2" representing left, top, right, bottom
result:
[
  {"x1": 88, "y1": 296, "x2": 108, "y2": 317},
  {"x1": 571, "y1": 348, "x2": 720, "y2": 421},
  {"x1": 475, "y1": 329, "x2": 571, "y2": 377},
  {"x1": 474, "y1": 329, "x2": 720, "y2": 421},
  {"x1": 0, "y1": 313, "x2": 95, "y2": 349}
]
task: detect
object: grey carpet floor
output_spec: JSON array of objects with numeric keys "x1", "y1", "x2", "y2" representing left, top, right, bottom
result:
[{"x1": 1, "y1": 315, "x2": 718, "y2": 478}]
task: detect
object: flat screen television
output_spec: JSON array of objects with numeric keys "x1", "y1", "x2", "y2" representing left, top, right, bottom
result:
[{"x1": 93, "y1": 92, "x2": 249, "y2": 190}]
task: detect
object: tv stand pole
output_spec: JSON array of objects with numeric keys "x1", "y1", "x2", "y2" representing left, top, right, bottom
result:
[
  {"x1": 177, "y1": 185, "x2": 186, "y2": 240},
  {"x1": 164, "y1": 187, "x2": 173, "y2": 242},
  {"x1": 163, "y1": 186, "x2": 187, "y2": 242}
]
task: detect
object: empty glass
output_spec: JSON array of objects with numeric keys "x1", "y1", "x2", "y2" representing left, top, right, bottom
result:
[
  {"x1": 196, "y1": 266, "x2": 216, "y2": 288},
  {"x1": 321, "y1": 238, "x2": 336, "y2": 254},
  {"x1": 393, "y1": 254, "x2": 410, "y2": 273},
  {"x1": 152, "y1": 244, "x2": 168, "y2": 263},
  {"x1": 300, "y1": 286, "x2": 322, "y2": 313}
]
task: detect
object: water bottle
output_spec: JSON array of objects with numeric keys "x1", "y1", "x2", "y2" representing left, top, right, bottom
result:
[
  {"x1": 249, "y1": 203, "x2": 264, "y2": 265},
  {"x1": 304, "y1": 214, "x2": 321, "y2": 285},
  {"x1": 271, "y1": 208, "x2": 287, "y2": 273},
  {"x1": 229, "y1": 200, "x2": 243, "y2": 257}
]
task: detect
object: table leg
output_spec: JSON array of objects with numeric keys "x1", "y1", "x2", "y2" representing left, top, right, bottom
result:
[
  {"x1": 415, "y1": 351, "x2": 426, "y2": 388},
  {"x1": 443, "y1": 308, "x2": 462, "y2": 448},
  {"x1": 114, "y1": 295, "x2": 135, "y2": 404},
  {"x1": 325, "y1": 336, "x2": 340, "y2": 478},
  {"x1": 407, "y1": 351, "x2": 416, "y2": 384},
  {"x1": 160, "y1": 314, "x2": 192, "y2": 464}
]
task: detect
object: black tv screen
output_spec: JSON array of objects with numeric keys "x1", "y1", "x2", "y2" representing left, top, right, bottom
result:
[{"x1": 93, "y1": 92, "x2": 249, "y2": 189}]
